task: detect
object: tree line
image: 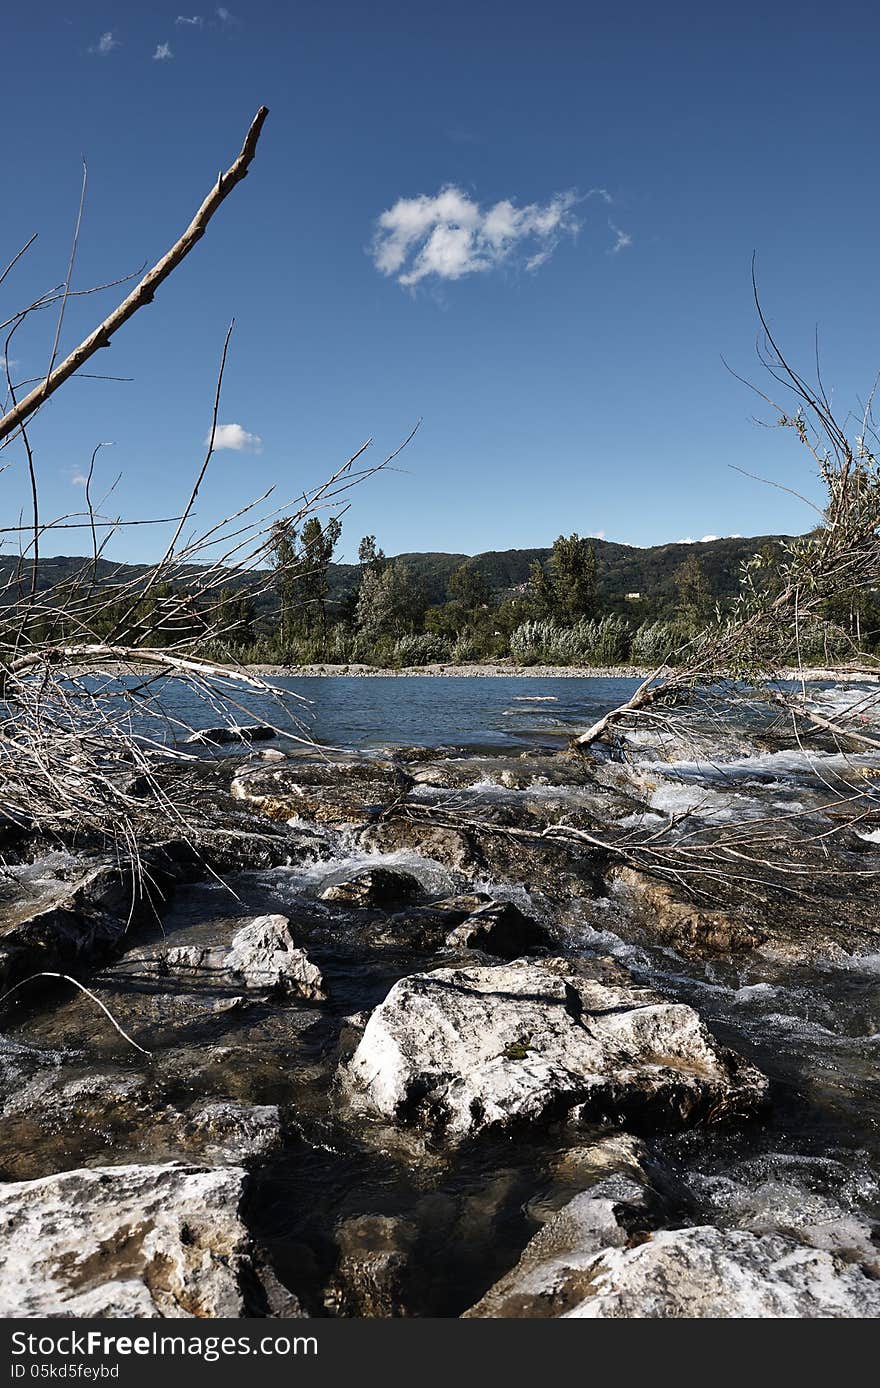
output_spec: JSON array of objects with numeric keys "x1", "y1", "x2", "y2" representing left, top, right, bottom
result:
[{"x1": 201, "y1": 523, "x2": 880, "y2": 667}]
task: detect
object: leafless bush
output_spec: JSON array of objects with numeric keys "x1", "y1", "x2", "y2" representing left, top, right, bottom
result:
[{"x1": 0, "y1": 108, "x2": 409, "y2": 858}]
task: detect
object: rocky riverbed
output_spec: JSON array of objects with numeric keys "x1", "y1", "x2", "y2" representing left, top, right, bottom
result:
[{"x1": 1, "y1": 689, "x2": 880, "y2": 1318}]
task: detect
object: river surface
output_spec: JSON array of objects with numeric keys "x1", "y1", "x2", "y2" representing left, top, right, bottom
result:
[{"x1": 96, "y1": 673, "x2": 644, "y2": 752}]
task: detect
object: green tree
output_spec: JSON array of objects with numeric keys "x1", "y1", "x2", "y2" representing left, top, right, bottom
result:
[
  {"x1": 271, "y1": 515, "x2": 342, "y2": 648},
  {"x1": 355, "y1": 559, "x2": 423, "y2": 641},
  {"x1": 358, "y1": 534, "x2": 387, "y2": 573},
  {"x1": 550, "y1": 533, "x2": 598, "y2": 621},
  {"x1": 447, "y1": 561, "x2": 489, "y2": 610},
  {"x1": 674, "y1": 551, "x2": 713, "y2": 626},
  {"x1": 528, "y1": 559, "x2": 557, "y2": 619}
]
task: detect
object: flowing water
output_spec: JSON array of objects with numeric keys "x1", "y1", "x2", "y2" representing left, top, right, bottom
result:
[{"x1": 4, "y1": 675, "x2": 880, "y2": 1313}]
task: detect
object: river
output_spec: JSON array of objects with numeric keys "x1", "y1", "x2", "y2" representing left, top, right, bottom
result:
[{"x1": 2, "y1": 675, "x2": 879, "y2": 1315}]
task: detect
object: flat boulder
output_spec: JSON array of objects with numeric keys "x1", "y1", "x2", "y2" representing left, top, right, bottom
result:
[
  {"x1": 342, "y1": 957, "x2": 767, "y2": 1145},
  {"x1": 0, "y1": 1162, "x2": 298, "y2": 1318},
  {"x1": 562, "y1": 1225, "x2": 880, "y2": 1318}
]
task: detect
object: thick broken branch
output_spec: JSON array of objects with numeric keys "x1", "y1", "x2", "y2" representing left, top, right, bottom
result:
[{"x1": 0, "y1": 107, "x2": 268, "y2": 446}]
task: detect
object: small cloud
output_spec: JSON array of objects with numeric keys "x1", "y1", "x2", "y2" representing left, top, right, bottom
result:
[
  {"x1": 608, "y1": 220, "x2": 632, "y2": 254},
  {"x1": 90, "y1": 31, "x2": 120, "y2": 56},
  {"x1": 70, "y1": 472, "x2": 89, "y2": 488},
  {"x1": 698, "y1": 534, "x2": 719, "y2": 543},
  {"x1": 370, "y1": 184, "x2": 582, "y2": 288},
  {"x1": 208, "y1": 422, "x2": 263, "y2": 453},
  {"x1": 152, "y1": 43, "x2": 173, "y2": 60},
  {"x1": 676, "y1": 538, "x2": 695, "y2": 545},
  {"x1": 588, "y1": 529, "x2": 606, "y2": 540},
  {"x1": 175, "y1": 14, "x2": 204, "y2": 24},
  {"x1": 216, "y1": 6, "x2": 236, "y2": 22}
]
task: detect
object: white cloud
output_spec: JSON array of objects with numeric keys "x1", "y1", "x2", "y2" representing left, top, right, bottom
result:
[
  {"x1": 588, "y1": 529, "x2": 606, "y2": 540},
  {"x1": 71, "y1": 472, "x2": 89, "y2": 488},
  {"x1": 216, "y1": 6, "x2": 235, "y2": 22},
  {"x1": 175, "y1": 14, "x2": 204, "y2": 24},
  {"x1": 370, "y1": 184, "x2": 582, "y2": 287},
  {"x1": 90, "y1": 31, "x2": 120, "y2": 56},
  {"x1": 698, "y1": 534, "x2": 719, "y2": 543},
  {"x1": 208, "y1": 422, "x2": 263, "y2": 453},
  {"x1": 608, "y1": 220, "x2": 633, "y2": 254},
  {"x1": 153, "y1": 43, "x2": 173, "y2": 60}
]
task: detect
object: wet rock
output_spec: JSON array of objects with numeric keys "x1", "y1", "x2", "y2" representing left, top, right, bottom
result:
[
  {"x1": 465, "y1": 1178, "x2": 651, "y2": 1318},
  {"x1": 186, "y1": 724, "x2": 277, "y2": 746},
  {"x1": 342, "y1": 957, "x2": 767, "y2": 1145},
  {"x1": 324, "y1": 1214, "x2": 418, "y2": 1317},
  {"x1": 692, "y1": 1174, "x2": 880, "y2": 1275},
  {"x1": 0, "y1": 1162, "x2": 299, "y2": 1317},
  {"x1": 163, "y1": 914, "x2": 326, "y2": 1001},
  {"x1": 359, "y1": 820, "x2": 478, "y2": 873},
  {"x1": 526, "y1": 1133, "x2": 655, "y2": 1225},
  {"x1": 444, "y1": 900, "x2": 551, "y2": 959},
  {"x1": 320, "y1": 867, "x2": 423, "y2": 909},
  {"x1": 183, "y1": 1101, "x2": 283, "y2": 1164},
  {"x1": 230, "y1": 762, "x2": 401, "y2": 826},
  {"x1": 0, "y1": 863, "x2": 142, "y2": 991},
  {"x1": 612, "y1": 867, "x2": 765, "y2": 954},
  {"x1": 560, "y1": 1225, "x2": 880, "y2": 1318}
]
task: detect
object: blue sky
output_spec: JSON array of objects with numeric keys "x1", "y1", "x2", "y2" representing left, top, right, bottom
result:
[{"x1": 3, "y1": 1, "x2": 879, "y2": 565}]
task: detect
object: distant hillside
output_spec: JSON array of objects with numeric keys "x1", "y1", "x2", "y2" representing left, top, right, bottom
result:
[
  {"x1": 322, "y1": 534, "x2": 793, "y2": 614},
  {"x1": 2, "y1": 533, "x2": 794, "y2": 621}
]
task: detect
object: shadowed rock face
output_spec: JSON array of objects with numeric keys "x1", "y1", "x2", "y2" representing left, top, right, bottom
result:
[
  {"x1": 342, "y1": 957, "x2": 768, "y2": 1146},
  {"x1": 443, "y1": 900, "x2": 551, "y2": 959},
  {"x1": 320, "y1": 867, "x2": 423, "y2": 909},
  {"x1": 0, "y1": 1163, "x2": 301, "y2": 1318}
]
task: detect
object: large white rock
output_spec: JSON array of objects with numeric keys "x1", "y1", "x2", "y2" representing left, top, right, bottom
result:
[
  {"x1": 163, "y1": 914, "x2": 326, "y2": 1000},
  {"x1": 343, "y1": 958, "x2": 767, "y2": 1144},
  {"x1": 0, "y1": 1162, "x2": 293, "y2": 1318},
  {"x1": 563, "y1": 1225, "x2": 880, "y2": 1318}
]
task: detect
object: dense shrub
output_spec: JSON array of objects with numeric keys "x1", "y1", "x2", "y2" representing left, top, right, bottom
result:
[
  {"x1": 630, "y1": 620, "x2": 695, "y2": 664},
  {"x1": 509, "y1": 617, "x2": 631, "y2": 665},
  {"x1": 391, "y1": 633, "x2": 450, "y2": 666}
]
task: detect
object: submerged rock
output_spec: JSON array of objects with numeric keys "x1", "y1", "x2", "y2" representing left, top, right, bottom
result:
[
  {"x1": 324, "y1": 1214, "x2": 418, "y2": 1317},
  {"x1": 611, "y1": 867, "x2": 765, "y2": 954},
  {"x1": 162, "y1": 913, "x2": 326, "y2": 1001},
  {"x1": 182, "y1": 1101, "x2": 283, "y2": 1165},
  {"x1": 561, "y1": 1226, "x2": 880, "y2": 1318},
  {"x1": 320, "y1": 867, "x2": 423, "y2": 908},
  {"x1": 0, "y1": 1162, "x2": 298, "y2": 1318},
  {"x1": 342, "y1": 957, "x2": 767, "y2": 1145}
]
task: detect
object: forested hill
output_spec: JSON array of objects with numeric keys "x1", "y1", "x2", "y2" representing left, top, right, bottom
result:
[
  {"x1": 322, "y1": 533, "x2": 794, "y2": 612},
  {"x1": 6, "y1": 533, "x2": 793, "y2": 617}
]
